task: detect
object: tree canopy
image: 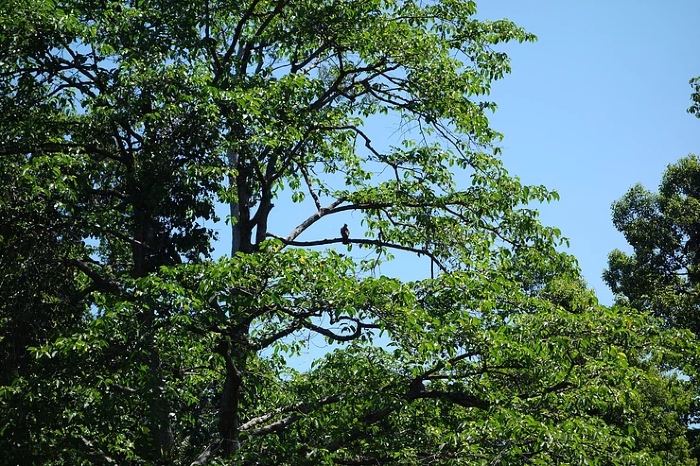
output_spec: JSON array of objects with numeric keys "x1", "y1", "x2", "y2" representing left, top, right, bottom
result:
[
  {"x1": 0, "y1": 1, "x2": 696, "y2": 464},
  {"x1": 605, "y1": 154, "x2": 700, "y2": 334},
  {"x1": 604, "y1": 80, "x2": 700, "y2": 460}
]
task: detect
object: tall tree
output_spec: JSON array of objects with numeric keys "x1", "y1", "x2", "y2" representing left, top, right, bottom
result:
[
  {"x1": 604, "y1": 155, "x2": 700, "y2": 460},
  {"x1": 604, "y1": 154, "x2": 700, "y2": 334},
  {"x1": 1, "y1": 1, "x2": 695, "y2": 464},
  {"x1": 604, "y1": 80, "x2": 700, "y2": 460}
]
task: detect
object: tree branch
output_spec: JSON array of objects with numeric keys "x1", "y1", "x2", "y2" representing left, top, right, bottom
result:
[
  {"x1": 282, "y1": 197, "x2": 346, "y2": 242},
  {"x1": 66, "y1": 258, "x2": 122, "y2": 294},
  {"x1": 80, "y1": 437, "x2": 118, "y2": 465},
  {"x1": 222, "y1": 0, "x2": 264, "y2": 73},
  {"x1": 190, "y1": 441, "x2": 221, "y2": 466},
  {"x1": 266, "y1": 233, "x2": 447, "y2": 272},
  {"x1": 252, "y1": 320, "x2": 303, "y2": 350},
  {"x1": 241, "y1": 394, "x2": 343, "y2": 436},
  {"x1": 303, "y1": 318, "x2": 368, "y2": 343},
  {"x1": 298, "y1": 163, "x2": 322, "y2": 211}
]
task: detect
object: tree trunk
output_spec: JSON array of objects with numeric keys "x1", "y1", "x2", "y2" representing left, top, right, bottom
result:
[
  {"x1": 217, "y1": 331, "x2": 248, "y2": 457},
  {"x1": 146, "y1": 347, "x2": 175, "y2": 461}
]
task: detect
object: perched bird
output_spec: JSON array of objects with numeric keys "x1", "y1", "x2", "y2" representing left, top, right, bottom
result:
[{"x1": 340, "y1": 224, "x2": 350, "y2": 244}]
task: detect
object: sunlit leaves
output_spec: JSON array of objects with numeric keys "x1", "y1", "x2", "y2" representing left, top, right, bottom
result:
[
  {"x1": 605, "y1": 155, "x2": 700, "y2": 334},
  {"x1": 1, "y1": 0, "x2": 696, "y2": 464}
]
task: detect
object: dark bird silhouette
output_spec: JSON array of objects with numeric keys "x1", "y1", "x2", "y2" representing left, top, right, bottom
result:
[{"x1": 340, "y1": 224, "x2": 350, "y2": 244}]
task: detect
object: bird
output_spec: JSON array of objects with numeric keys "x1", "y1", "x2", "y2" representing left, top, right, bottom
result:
[{"x1": 340, "y1": 224, "x2": 350, "y2": 244}]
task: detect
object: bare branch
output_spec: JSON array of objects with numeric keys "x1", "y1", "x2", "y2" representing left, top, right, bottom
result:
[
  {"x1": 280, "y1": 195, "x2": 447, "y2": 246},
  {"x1": 190, "y1": 441, "x2": 221, "y2": 466},
  {"x1": 66, "y1": 258, "x2": 122, "y2": 294},
  {"x1": 101, "y1": 227, "x2": 151, "y2": 250},
  {"x1": 266, "y1": 233, "x2": 448, "y2": 272},
  {"x1": 222, "y1": 0, "x2": 264, "y2": 72},
  {"x1": 302, "y1": 319, "x2": 364, "y2": 342},
  {"x1": 290, "y1": 40, "x2": 333, "y2": 73},
  {"x1": 282, "y1": 197, "x2": 346, "y2": 241},
  {"x1": 241, "y1": 395, "x2": 343, "y2": 436},
  {"x1": 252, "y1": 320, "x2": 303, "y2": 350},
  {"x1": 316, "y1": 124, "x2": 382, "y2": 158},
  {"x1": 298, "y1": 163, "x2": 322, "y2": 210}
]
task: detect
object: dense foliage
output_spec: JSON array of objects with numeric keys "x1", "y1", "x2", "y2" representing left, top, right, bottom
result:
[
  {"x1": 604, "y1": 81, "x2": 700, "y2": 459},
  {"x1": 605, "y1": 155, "x2": 700, "y2": 334},
  {"x1": 604, "y1": 153, "x2": 700, "y2": 458},
  {"x1": 1, "y1": 1, "x2": 695, "y2": 464}
]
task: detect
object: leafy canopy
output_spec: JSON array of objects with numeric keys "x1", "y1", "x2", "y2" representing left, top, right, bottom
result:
[
  {"x1": 605, "y1": 154, "x2": 700, "y2": 333},
  {"x1": 0, "y1": 1, "x2": 696, "y2": 465}
]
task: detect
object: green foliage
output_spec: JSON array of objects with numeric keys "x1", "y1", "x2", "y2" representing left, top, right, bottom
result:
[
  {"x1": 0, "y1": 153, "x2": 89, "y2": 378},
  {"x1": 689, "y1": 77, "x2": 700, "y2": 118},
  {"x1": 604, "y1": 153, "x2": 700, "y2": 460},
  {"x1": 604, "y1": 155, "x2": 700, "y2": 333},
  {"x1": 0, "y1": 0, "x2": 695, "y2": 464}
]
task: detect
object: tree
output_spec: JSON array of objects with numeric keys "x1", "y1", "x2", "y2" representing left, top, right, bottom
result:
[
  {"x1": 604, "y1": 155, "x2": 700, "y2": 334},
  {"x1": 604, "y1": 80, "x2": 700, "y2": 460},
  {"x1": 604, "y1": 155, "x2": 700, "y2": 460},
  {"x1": 1, "y1": 1, "x2": 695, "y2": 464}
]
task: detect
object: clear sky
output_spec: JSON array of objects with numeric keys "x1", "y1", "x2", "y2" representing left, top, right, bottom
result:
[
  {"x1": 475, "y1": 0, "x2": 700, "y2": 304},
  {"x1": 211, "y1": 1, "x2": 700, "y2": 307}
]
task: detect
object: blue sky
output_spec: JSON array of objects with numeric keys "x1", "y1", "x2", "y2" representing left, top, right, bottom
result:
[
  {"x1": 212, "y1": 1, "x2": 700, "y2": 307},
  {"x1": 476, "y1": 0, "x2": 700, "y2": 304}
]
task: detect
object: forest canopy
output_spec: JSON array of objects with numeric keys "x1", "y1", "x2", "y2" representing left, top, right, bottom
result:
[{"x1": 0, "y1": 1, "x2": 696, "y2": 465}]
